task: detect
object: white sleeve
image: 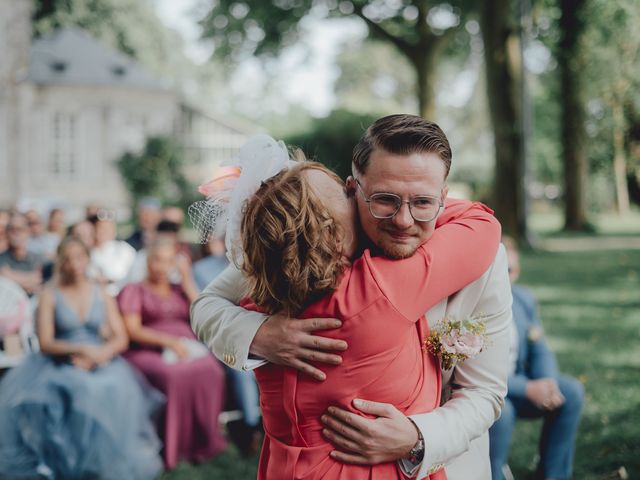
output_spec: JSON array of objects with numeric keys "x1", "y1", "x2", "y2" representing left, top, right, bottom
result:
[
  {"x1": 407, "y1": 246, "x2": 513, "y2": 479},
  {"x1": 190, "y1": 264, "x2": 269, "y2": 371}
]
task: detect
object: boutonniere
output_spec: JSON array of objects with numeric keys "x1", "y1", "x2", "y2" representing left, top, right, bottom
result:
[{"x1": 424, "y1": 314, "x2": 488, "y2": 370}]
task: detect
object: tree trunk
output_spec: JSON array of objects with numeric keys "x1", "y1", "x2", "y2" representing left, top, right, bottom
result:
[
  {"x1": 414, "y1": 48, "x2": 438, "y2": 120},
  {"x1": 612, "y1": 100, "x2": 630, "y2": 215},
  {"x1": 480, "y1": 0, "x2": 527, "y2": 242},
  {"x1": 559, "y1": 0, "x2": 590, "y2": 230}
]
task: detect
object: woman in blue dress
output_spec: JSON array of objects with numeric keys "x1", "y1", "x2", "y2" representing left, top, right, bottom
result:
[{"x1": 0, "y1": 236, "x2": 164, "y2": 480}]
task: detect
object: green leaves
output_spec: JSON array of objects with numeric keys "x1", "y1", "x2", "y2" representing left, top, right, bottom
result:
[{"x1": 116, "y1": 136, "x2": 193, "y2": 209}]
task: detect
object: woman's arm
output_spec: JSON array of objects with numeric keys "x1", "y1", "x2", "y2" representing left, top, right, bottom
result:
[
  {"x1": 370, "y1": 199, "x2": 501, "y2": 320},
  {"x1": 37, "y1": 288, "x2": 87, "y2": 357},
  {"x1": 100, "y1": 290, "x2": 129, "y2": 356}
]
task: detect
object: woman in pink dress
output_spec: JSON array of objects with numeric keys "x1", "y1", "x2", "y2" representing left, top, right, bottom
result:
[
  {"x1": 236, "y1": 161, "x2": 501, "y2": 479},
  {"x1": 117, "y1": 237, "x2": 227, "y2": 469}
]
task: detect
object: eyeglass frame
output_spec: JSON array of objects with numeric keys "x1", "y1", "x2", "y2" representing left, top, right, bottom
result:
[{"x1": 354, "y1": 177, "x2": 444, "y2": 223}]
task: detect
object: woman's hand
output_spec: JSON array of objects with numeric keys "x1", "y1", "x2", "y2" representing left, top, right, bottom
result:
[
  {"x1": 168, "y1": 338, "x2": 190, "y2": 361},
  {"x1": 79, "y1": 345, "x2": 114, "y2": 367},
  {"x1": 71, "y1": 353, "x2": 96, "y2": 370}
]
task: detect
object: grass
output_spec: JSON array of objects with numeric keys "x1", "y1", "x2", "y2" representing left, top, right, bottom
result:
[
  {"x1": 164, "y1": 214, "x2": 640, "y2": 479},
  {"x1": 528, "y1": 209, "x2": 640, "y2": 237},
  {"x1": 506, "y1": 247, "x2": 640, "y2": 480}
]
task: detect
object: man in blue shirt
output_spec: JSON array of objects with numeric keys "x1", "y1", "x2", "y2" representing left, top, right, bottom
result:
[{"x1": 489, "y1": 237, "x2": 584, "y2": 480}]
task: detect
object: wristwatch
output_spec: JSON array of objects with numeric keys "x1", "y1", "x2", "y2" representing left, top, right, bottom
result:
[{"x1": 407, "y1": 421, "x2": 425, "y2": 465}]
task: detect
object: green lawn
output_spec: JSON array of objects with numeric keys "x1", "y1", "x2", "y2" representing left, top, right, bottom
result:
[
  {"x1": 507, "y1": 247, "x2": 640, "y2": 480},
  {"x1": 164, "y1": 237, "x2": 640, "y2": 479}
]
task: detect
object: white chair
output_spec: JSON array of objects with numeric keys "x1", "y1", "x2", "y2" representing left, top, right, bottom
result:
[{"x1": 0, "y1": 277, "x2": 37, "y2": 369}]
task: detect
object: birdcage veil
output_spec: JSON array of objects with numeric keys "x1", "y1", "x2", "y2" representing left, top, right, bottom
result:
[{"x1": 188, "y1": 134, "x2": 295, "y2": 267}]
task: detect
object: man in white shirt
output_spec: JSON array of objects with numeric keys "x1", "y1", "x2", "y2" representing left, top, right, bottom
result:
[{"x1": 191, "y1": 114, "x2": 512, "y2": 479}]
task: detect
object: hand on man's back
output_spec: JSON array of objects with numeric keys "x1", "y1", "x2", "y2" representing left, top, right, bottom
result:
[{"x1": 250, "y1": 314, "x2": 348, "y2": 381}]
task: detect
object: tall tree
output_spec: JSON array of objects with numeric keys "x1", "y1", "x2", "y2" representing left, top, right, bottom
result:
[
  {"x1": 583, "y1": 0, "x2": 640, "y2": 215},
  {"x1": 558, "y1": 0, "x2": 590, "y2": 230},
  {"x1": 200, "y1": 0, "x2": 469, "y2": 119},
  {"x1": 480, "y1": 0, "x2": 527, "y2": 240}
]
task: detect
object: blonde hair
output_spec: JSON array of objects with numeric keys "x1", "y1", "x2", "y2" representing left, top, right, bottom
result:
[{"x1": 241, "y1": 161, "x2": 348, "y2": 316}]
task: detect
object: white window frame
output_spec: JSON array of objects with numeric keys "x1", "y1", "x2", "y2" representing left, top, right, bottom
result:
[{"x1": 51, "y1": 111, "x2": 77, "y2": 180}]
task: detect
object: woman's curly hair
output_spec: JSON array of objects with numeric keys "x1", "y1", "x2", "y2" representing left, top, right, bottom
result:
[{"x1": 240, "y1": 161, "x2": 349, "y2": 316}]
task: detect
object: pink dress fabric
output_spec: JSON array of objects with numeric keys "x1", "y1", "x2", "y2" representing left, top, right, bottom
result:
[
  {"x1": 244, "y1": 200, "x2": 501, "y2": 480},
  {"x1": 118, "y1": 283, "x2": 227, "y2": 469}
]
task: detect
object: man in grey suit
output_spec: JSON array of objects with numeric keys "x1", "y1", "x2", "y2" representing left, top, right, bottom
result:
[{"x1": 191, "y1": 114, "x2": 513, "y2": 479}]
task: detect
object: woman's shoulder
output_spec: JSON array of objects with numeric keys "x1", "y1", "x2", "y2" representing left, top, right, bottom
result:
[
  {"x1": 118, "y1": 281, "x2": 146, "y2": 299},
  {"x1": 40, "y1": 284, "x2": 57, "y2": 303},
  {"x1": 317, "y1": 249, "x2": 387, "y2": 314}
]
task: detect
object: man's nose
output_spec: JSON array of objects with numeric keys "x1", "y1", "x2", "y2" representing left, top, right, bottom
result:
[{"x1": 392, "y1": 202, "x2": 414, "y2": 229}]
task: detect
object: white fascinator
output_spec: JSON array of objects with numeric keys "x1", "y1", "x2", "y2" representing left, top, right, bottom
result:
[{"x1": 188, "y1": 134, "x2": 295, "y2": 267}]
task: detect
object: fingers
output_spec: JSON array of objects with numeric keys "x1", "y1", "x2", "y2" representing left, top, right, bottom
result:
[
  {"x1": 289, "y1": 359, "x2": 326, "y2": 381},
  {"x1": 298, "y1": 317, "x2": 343, "y2": 333},
  {"x1": 300, "y1": 334, "x2": 348, "y2": 352},
  {"x1": 541, "y1": 393, "x2": 564, "y2": 410},
  {"x1": 322, "y1": 427, "x2": 362, "y2": 453},
  {"x1": 352, "y1": 399, "x2": 394, "y2": 417},
  {"x1": 299, "y1": 348, "x2": 343, "y2": 365},
  {"x1": 321, "y1": 414, "x2": 364, "y2": 444},
  {"x1": 329, "y1": 450, "x2": 370, "y2": 465},
  {"x1": 326, "y1": 406, "x2": 371, "y2": 432}
]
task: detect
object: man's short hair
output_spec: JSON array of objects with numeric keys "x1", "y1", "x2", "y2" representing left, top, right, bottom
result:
[{"x1": 352, "y1": 114, "x2": 452, "y2": 177}]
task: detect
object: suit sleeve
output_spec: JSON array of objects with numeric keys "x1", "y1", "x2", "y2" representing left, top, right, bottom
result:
[
  {"x1": 408, "y1": 246, "x2": 513, "y2": 478},
  {"x1": 190, "y1": 264, "x2": 269, "y2": 370},
  {"x1": 507, "y1": 287, "x2": 559, "y2": 399},
  {"x1": 521, "y1": 288, "x2": 559, "y2": 380},
  {"x1": 371, "y1": 200, "x2": 502, "y2": 321}
]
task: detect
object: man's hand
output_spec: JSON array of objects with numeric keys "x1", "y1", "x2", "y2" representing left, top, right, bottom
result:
[
  {"x1": 525, "y1": 378, "x2": 565, "y2": 411},
  {"x1": 250, "y1": 314, "x2": 347, "y2": 381},
  {"x1": 321, "y1": 399, "x2": 418, "y2": 465}
]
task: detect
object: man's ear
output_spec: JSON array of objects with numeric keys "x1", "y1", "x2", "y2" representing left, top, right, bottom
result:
[
  {"x1": 441, "y1": 184, "x2": 449, "y2": 202},
  {"x1": 345, "y1": 176, "x2": 357, "y2": 197}
]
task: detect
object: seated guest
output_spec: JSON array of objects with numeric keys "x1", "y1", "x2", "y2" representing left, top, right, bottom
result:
[
  {"x1": 68, "y1": 219, "x2": 96, "y2": 250},
  {"x1": 25, "y1": 209, "x2": 60, "y2": 261},
  {"x1": 489, "y1": 237, "x2": 584, "y2": 480},
  {"x1": 89, "y1": 210, "x2": 136, "y2": 295},
  {"x1": 126, "y1": 220, "x2": 186, "y2": 285},
  {"x1": 126, "y1": 197, "x2": 161, "y2": 251},
  {"x1": 47, "y1": 208, "x2": 66, "y2": 240},
  {"x1": 0, "y1": 237, "x2": 163, "y2": 480},
  {"x1": 193, "y1": 234, "x2": 262, "y2": 455},
  {"x1": 193, "y1": 235, "x2": 229, "y2": 291},
  {"x1": 161, "y1": 206, "x2": 193, "y2": 261},
  {"x1": 118, "y1": 237, "x2": 227, "y2": 469},
  {"x1": 0, "y1": 213, "x2": 43, "y2": 296}
]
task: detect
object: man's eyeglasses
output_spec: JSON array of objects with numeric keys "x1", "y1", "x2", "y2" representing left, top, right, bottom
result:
[{"x1": 354, "y1": 178, "x2": 443, "y2": 223}]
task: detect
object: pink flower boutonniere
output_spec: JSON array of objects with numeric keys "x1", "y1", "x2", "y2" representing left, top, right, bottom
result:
[{"x1": 425, "y1": 315, "x2": 488, "y2": 370}]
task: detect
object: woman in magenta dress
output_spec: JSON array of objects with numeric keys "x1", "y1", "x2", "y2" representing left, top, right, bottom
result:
[
  {"x1": 235, "y1": 161, "x2": 501, "y2": 479},
  {"x1": 117, "y1": 237, "x2": 227, "y2": 469}
]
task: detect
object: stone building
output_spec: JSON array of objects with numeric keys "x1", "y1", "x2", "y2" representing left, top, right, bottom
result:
[{"x1": 0, "y1": 0, "x2": 253, "y2": 212}]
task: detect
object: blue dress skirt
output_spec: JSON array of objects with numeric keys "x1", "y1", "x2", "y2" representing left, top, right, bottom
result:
[{"x1": 0, "y1": 287, "x2": 164, "y2": 480}]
